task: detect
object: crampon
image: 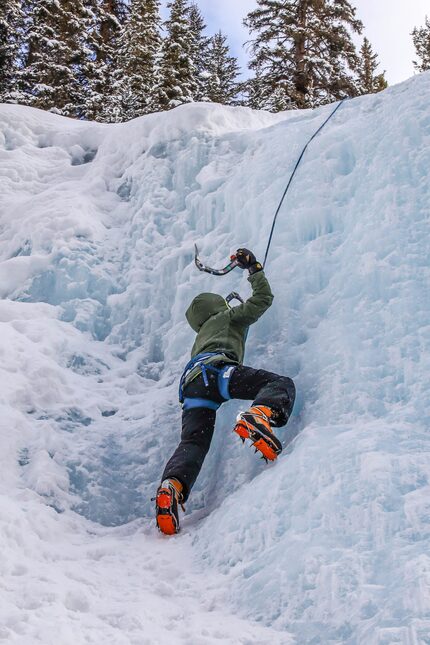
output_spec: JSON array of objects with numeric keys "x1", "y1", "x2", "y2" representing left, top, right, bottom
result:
[
  {"x1": 234, "y1": 405, "x2": 282, "y2": 463},
  {"x1": 155, "y1": 479, "x2": 184, "y2": 535}
]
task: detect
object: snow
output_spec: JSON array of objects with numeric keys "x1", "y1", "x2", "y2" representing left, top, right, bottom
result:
[{"x1": 1, "y1": 74, "x2": 430, "y2": 643}]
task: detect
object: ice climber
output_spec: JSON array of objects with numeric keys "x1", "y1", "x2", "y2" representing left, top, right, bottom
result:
[{"x1": 155, "y1": 248, "x2": 296, "y2": 535}]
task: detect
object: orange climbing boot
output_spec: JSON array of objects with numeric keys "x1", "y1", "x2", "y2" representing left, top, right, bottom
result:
[
  {"x1": 234, "y1": 405, "x2": 282, "y2": 462},
  {"x1": 155, "y1": 478, "x2": 184, "y2": 535}
]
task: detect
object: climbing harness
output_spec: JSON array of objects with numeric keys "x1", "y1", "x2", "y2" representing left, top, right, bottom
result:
[
  {"x1": 179, "y1": 352, "x2": 237, "y2": 411},
  {"x1": 194, "y1": 97, "x2": 347, "y2": 274}
]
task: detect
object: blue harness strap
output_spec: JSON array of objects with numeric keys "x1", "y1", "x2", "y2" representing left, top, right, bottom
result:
[
  {"x1": 178, "y1": 352, "x2": 220, "y2": 403},
  {"x1": 179, "y1": 354, "x2": 236, "y2": 411},
  {"x1": 218, "y1": 365, "x2": 235, "y2": 400},
  {"x1": 182, "y1": 398, "x2": 220, "y2": 411}
]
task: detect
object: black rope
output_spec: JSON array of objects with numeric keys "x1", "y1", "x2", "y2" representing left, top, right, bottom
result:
[{"x1": 263, "y1": 98, "x2": 347, "y2": 268}]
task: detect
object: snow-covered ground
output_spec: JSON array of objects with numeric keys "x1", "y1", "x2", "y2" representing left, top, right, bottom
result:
[{"x1": 1, "y1": 73, "x2": 430, "y2": 644}]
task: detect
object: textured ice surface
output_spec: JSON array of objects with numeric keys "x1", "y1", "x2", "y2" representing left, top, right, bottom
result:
[{"x1": 1, "y1": 75, "x2": 430, "y2": 643}]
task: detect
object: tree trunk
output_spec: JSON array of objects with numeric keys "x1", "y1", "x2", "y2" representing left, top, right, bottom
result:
[
  {"x1": 294, "y1": 0, "x2": 308, "y2": 108},
  {"x1": 99, "y1": 0, "x2": 117, "y2": 62}
]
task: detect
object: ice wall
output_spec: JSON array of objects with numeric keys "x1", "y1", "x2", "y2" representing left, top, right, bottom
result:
[{"x1": 1, "y1": 73, "x2": 430, "y2": 643}]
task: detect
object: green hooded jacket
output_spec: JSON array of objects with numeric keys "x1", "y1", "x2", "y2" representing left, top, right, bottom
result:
[{"x1": 185, "y1": 270, "x2": 274, "y2": 363}]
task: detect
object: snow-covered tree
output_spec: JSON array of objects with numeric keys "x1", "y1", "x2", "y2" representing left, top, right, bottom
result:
[
  {"x1": 157, "y1": 0, "x2": 197, "y2": 109},
  {"x1": 84, "y1": 0, "x2": 129, "y2": 121},
  {"x1": 96, "y1": 0, "x2": 128, "y2": 62},
  {"x1": 205, "y1": 31, "x2": 240, "y2": 105},
  {"x1": 0, "y1": 0, "x2": 25, "y2": 102},
  {"x1": 107, "y1": 0, "x2": 162, "y2": 121},
  {"x1": 356, "y1": 37, "x2": 387, "y2": 95},
  {"x1": 244, "y1": 0, "x2": 363, "y2": 111},
  {"x1": 242, "y1": 62, "x2": 268, "y2": 110},
  {"x1": 188, "y1": 3, "x2": 210, "y2": 101},
  {"x1": 18, "y1": 0, "x2": 93, "y2": 116},
  {"x1": 412, "y1": 16, "x2": 430, "y2": 72}
]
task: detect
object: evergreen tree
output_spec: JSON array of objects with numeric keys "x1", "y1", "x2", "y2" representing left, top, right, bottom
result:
[
  {"x1": 205, "y1": 31, "x2": 240, "y2": 105},
  {"x1": 18, "y1": 0, "x2": 93, "y2": 116},
  {"x1": 356, "y1": 37, "x2": 387, "y2": 95},
  {"x1": 157, "y1": 0, "x2": 197, "y2": 109},
  {"x1": 96, "y1": 0, "x2": 128, "y2": 64},
  {"x1": 244, "y1": 0, "x2": 363, "y2": 111},
  {"x1": 188, "y1": 3, "x2": 210, "y2": 101},
  {"x1": 0, "y1": 0, "x2": 24, "y2": 102},
  {"x1": 412, "y1": 16, "x2": 430, "y2": 72},
  {"x1": 242, "y1": 62, "x2": 268, "y2": 110},
  {"x1": 84, "y1": 0, "x2": 129, "y2": 120},
  {"x1": 108, "y1": 0, "x2": 162, "y2": 121}
]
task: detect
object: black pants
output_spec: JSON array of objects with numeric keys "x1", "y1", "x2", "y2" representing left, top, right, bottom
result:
[{"x1": 161, "y1": 365, "x2": 295, "y2": 501}]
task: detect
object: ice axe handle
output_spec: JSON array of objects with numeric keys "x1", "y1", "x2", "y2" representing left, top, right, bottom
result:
[{"x1": 194, "y1": 245, "x2": 240, "y2": 276}]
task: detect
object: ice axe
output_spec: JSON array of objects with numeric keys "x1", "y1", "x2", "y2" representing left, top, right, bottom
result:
[
  {"x1": 194, "y1": 244, "x2": 240, "y2": 276},
  {"x1": 194, "y1": 245, "x2": 244, "y2": 305}
]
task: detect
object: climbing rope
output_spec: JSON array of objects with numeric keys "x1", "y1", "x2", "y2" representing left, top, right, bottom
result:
[
  {"x1": 262, "y1": 98, "x2": 347, "y2": 268},
  {"x1": 194, "y1": 98, "x2": 348, "y2": 277}
]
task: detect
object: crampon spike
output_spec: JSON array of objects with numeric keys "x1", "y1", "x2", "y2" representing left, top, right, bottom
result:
[
  {"x1": 233, "y1": 415, "x2": 281, "y2": 462},
  {"x1": 155, "y1": 483, "x2": 181, "y2": 536},
  {"x1": 253, "y1": 438, "x2": 278, "y2": 462}
]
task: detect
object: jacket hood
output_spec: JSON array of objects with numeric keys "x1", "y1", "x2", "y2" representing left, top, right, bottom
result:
[{"x1": 186, "y1": 293, "x2": 228, "y2": 332}]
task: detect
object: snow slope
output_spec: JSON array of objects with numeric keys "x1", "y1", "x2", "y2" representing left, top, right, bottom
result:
[{"x1": 1, "y1": 73, "x2": 430, "y2": 644}]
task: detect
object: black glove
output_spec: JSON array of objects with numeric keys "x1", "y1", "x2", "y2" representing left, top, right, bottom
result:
[{"x1": 235, "y1": 248, "x2": 263, "y2": 274}]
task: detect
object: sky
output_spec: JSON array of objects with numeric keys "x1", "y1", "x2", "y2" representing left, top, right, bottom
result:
[{"x1": 160, "y1": 0, "x2": 429, "y2": 86}]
